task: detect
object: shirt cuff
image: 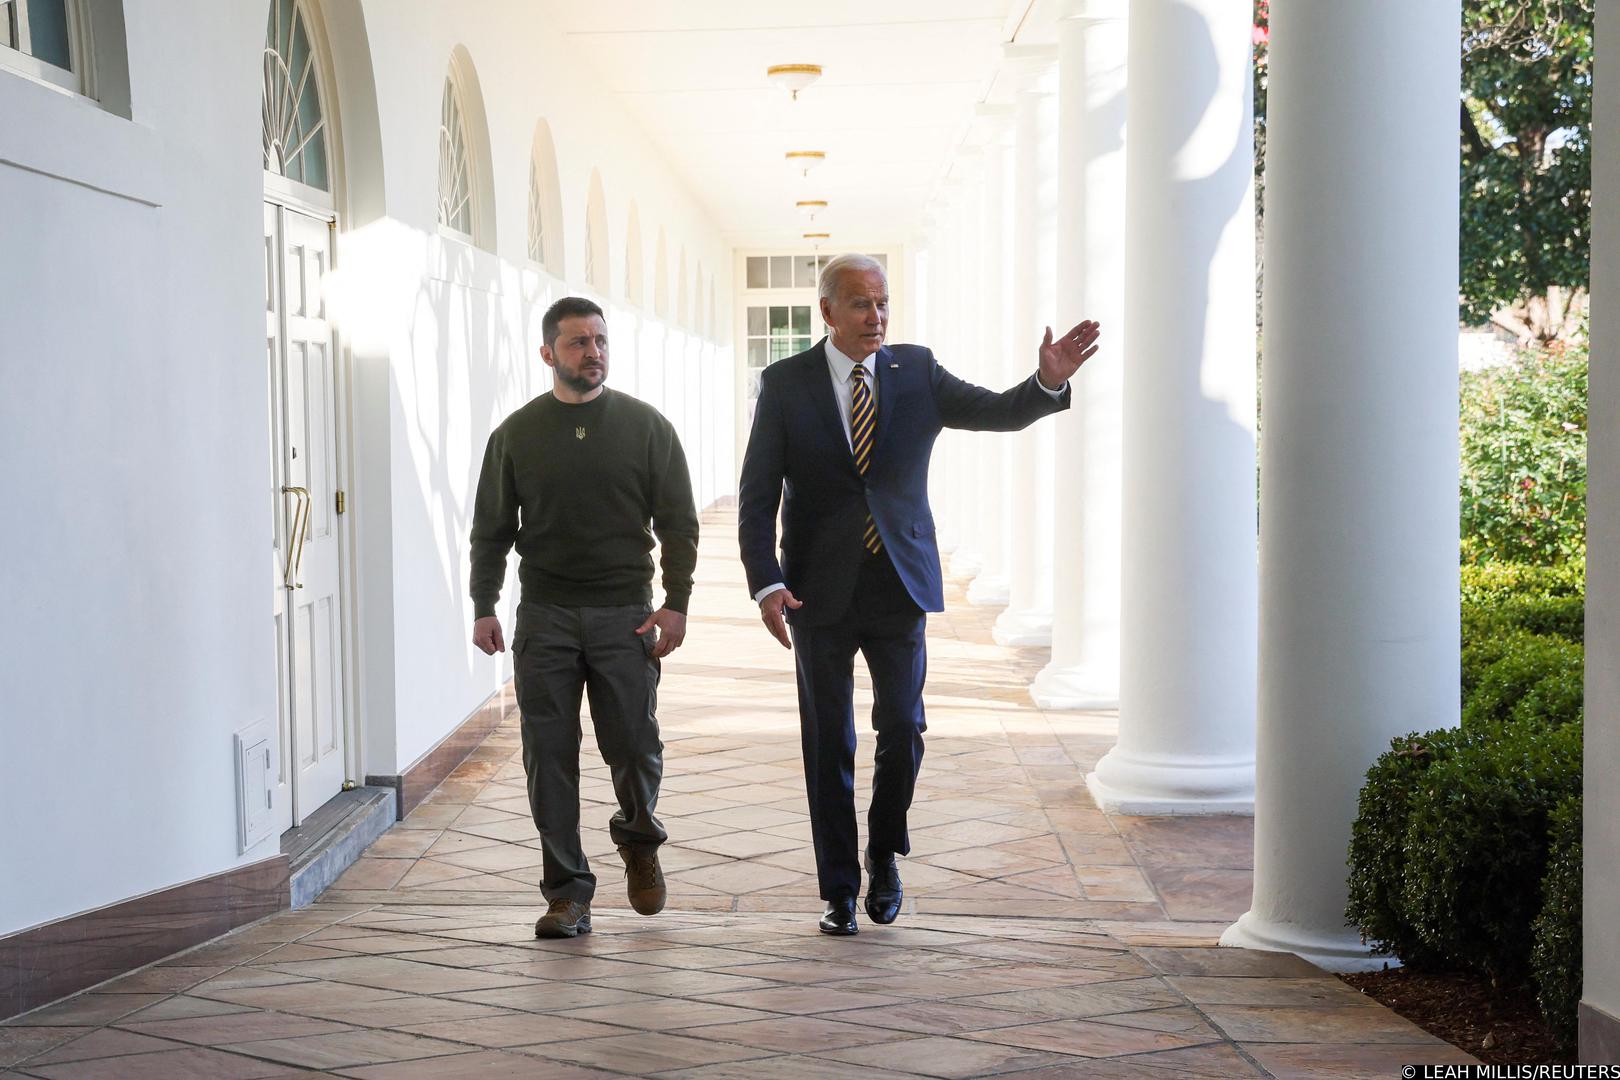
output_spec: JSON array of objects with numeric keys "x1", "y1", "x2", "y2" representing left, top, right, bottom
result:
[
  {"x1": 1034, "y1": 372, "x2": 1069, "y2": 397},
  {"x1": 753, "y1": 583, "x2": 787, "y2": 604}
]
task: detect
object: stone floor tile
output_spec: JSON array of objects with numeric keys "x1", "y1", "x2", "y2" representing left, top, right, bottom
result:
[
  {"x1": 1135, "y1": 946, "x2": 1326, "y2": 978},
  {"x1": 819, "y1": 999, "x2": 1051, "y2": 1035},
  {"x1": 336, "y1": 1049, "x2": 619, "y2": 1079},
  {"x1": 690, "y1": 1015, "x2": 899, "y2": 1053},
  {"x1": 3, "y1": 995, "x2": 166, "y2": 1028},
  {"x1": 1238, "y1": 1039, "x2": 1480, "y2": 1078},
  {"x1": 121, "y1": 1010, "x2": 349, "y2": 1046},
  {"x1": 536, "y1": 1030, "x2": 775, "y2": 1073},
  {"x1": 814, "y1": 1033, "x2": 1072, "y2": 1078},
  {"x1": 554, "y1": 998, "x2": 776, "y2": 1031},
  {"x1": 24, "y1": 1027, "x2": 181, "y2": 1064},
  {"x1": 966, "y1": 1016, "x2": 1218, "y2": 1058},
  {"x1": 394, "y1": 1012, "x2": 629, "y2": 1047},
  {"x1": 219, "y1": 1029, "x2": 469, "y2": 1069},
  {"x1": 1202, "y1": 1005, "x2": 1445, "y2": 1044},
  {"x1": 0, "y1": 1026, "x2": 88, "y2": 1068},
  {"x1": 1165, "y1": 975, "x2": 1380, "y2": 1009},
  {"x1": 23, "y1": 1045, "x2": 308, "y2": 1079}
]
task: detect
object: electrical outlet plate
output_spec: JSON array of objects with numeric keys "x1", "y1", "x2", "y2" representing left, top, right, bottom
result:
[{"x1": 235, "y1": 720, "x2": 274, "y2": 853}]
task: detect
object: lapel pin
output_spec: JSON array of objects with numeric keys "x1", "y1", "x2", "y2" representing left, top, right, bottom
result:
[{"x1": 889, "y1": 363, "x2": 899, "y2": 369}]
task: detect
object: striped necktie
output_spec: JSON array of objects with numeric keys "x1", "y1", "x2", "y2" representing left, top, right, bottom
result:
[{"x1": 850, "y1": 363, "x2": 882, "y2": 554}]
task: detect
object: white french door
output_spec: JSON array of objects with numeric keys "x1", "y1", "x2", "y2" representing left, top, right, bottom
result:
[{"x1": 264, "y1": 199, "x2": 350, "y2": 830}]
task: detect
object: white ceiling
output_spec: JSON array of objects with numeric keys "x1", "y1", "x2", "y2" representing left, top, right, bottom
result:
[{"x1": 544, "y1": 0, "x2": 1030, "y2": 249}]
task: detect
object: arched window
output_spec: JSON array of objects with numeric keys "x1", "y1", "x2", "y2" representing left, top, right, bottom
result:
[
  {"x1": 584, "y1": 169, "x2": 610, "y2": 294},
  {"x1": 527, "y1": 118, "x2": 564, "y2": 272},
  {"x1": 437, "y1": 47, "x2": 495, "y2": 248},
  {"x1": 262, "y1": 0, "x2": 330, "y2": 192},
  {"x1": 438, "y1": 77, "x2": 472, "y2": 236},
  {"x1": 624, "y1": 201, "x2": 644, "y2": 307}
]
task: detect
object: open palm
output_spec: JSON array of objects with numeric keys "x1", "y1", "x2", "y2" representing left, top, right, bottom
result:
[{"x1": 1038, "y1": 319, "x2": 1101, "y2": 389}]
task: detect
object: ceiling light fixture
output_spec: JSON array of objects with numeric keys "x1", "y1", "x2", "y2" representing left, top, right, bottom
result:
[
  {"x1": 796, "y1": 199, "x2": 828, "y2": 221},
  {"x1": 767, "y1": 63, "x2": 822, "y2": 101},
  {"x1": 785, "y1": 150, "x2": 827, "y2": 177},
  {"x1": 803, "y1": 232, "x2": 830, "y2": 240}
]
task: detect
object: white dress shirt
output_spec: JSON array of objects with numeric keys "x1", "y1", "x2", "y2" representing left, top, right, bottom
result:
[{"x1": 752, "y1": 339, "x2": 1067, "y2": 603}]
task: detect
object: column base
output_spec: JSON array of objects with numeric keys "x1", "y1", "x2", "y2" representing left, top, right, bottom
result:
[
  {"x1": 992, "y1": 607, "x2": 1051, "y2": 646},
  {"x1": 966, "y1": 573, "x2": 1011, "y2": 606},
  {"x1": 1030, "y1": 661, "x2": 1118, "y2": 709},
  {"x1": 1085, "y1": 747, "x2": 1254, "y2": 815},
  {"x1": 948, "y1": 548, "x2": 983, "y2": 578},
  {"x1": 1220, "y1": 910, "x2": 1398, "y2": 973}
]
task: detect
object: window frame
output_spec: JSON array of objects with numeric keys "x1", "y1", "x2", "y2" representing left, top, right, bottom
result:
[
  {"x1": 437, "y1": 72, "x2": 476, "y2": 243},
  {"x1": 0, "y1": 0, "x2": 94, "y2": 97}
]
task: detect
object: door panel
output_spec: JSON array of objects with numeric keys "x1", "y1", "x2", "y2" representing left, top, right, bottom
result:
[{"x1": 267, "y1": 200, "x2": 349, "y2": 827}]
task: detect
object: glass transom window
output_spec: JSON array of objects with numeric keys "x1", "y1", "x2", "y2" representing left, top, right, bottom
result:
[
  {"x1": 261, "y1": 0, "x2": 329, "y2": 191},
  {"x1": 438, "y1": 77, "x2": 473, "y2": 237}
]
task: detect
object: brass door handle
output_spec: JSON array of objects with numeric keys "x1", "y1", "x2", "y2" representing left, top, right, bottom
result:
[{"x1": 281, "y1": 486, "x2": 311, "y2": 591}]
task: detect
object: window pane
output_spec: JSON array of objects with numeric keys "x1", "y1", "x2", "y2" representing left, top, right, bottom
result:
[
  {"x1": 794, "y1": 255, "x2": 818, "y2": 288},
  {"x1": 869, "y1": 253, "x2": 888, "y2": 270},
  {"x1": 27, "y1": 0, "x2": 71, "y2": 70},
  {"x1": 747, "y1": 307, "x2": 767, "y2": 336},
  {"x1": 770, "y1": 337, "x2": 795, "y2": 361},
  {"x1": 746, "y1": 257, "x2": 768, "y2": 289},
  {"x1": 747, "y1": 339, "x2": 767, "y2": 367},
  {"x1": 2, "y1": 3, "x2": 17, "y2": 50},
  {"x1": 769, "y1": 256, "x2": 792, "y2": 287},
  {"x1": 769, "y1": 306, "x2": 789, "y2": 334},
  {"x1": 793, "y1": 336, "x2": 812, "y2": 354},
  {"x1": 792, "y1": 306, "x2": 811, "y2": 335}
]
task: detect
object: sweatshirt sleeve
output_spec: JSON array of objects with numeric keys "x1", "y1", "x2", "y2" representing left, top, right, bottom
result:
[
  {"x1": 649, "y1": 419, "x2": 700, "y2": 614},
  {"x1": 469, "y1": 427, "x2": 519, "y2": 620}
]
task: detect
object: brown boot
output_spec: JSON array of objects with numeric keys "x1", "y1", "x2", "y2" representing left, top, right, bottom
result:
[
  {"x1": 534, "y1": 898, "x2": 591, "y2": 938},
  {"x1": 617, "y1": 845, "x2": 667, "y2": 915}
]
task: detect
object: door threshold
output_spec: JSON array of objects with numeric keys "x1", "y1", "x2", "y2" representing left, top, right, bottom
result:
[{"x1": 280, "y1": 787, "x2": 397, "y2": 908}]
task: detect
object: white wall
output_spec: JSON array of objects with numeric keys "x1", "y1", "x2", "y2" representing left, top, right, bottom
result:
[{"x1": 0, "y1": 0, "x2": 734, "y2": 936}]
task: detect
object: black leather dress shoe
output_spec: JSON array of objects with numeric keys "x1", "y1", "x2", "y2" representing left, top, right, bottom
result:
[
  {"x1": 818, "y1": 895, "x2": 858, "y2": 936},
  {"x1": 864, "y1": 852, "x2": 902, "y2": 925}
]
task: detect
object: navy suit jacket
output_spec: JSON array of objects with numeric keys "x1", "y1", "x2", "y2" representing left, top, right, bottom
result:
[{"x1": 738, "y1": 339, "x2": 1071, "y2": 628}]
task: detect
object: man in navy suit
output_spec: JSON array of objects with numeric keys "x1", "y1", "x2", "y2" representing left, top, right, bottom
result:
[{"x1": 738, "y1": 254, "x2": 1100, "y2": 934}]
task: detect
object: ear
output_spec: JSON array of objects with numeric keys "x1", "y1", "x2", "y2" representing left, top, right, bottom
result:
[
  {"x1": 819, "y1": 296, "x2": 833, "y2": 325},
  {"x1": 539, "y1": 344, "x2": 557, "y2": 369}
]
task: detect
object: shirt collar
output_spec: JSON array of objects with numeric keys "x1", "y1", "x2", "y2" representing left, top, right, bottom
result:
[{"x1": 824, "y1": 337, "x2": 874, "y2": 381}]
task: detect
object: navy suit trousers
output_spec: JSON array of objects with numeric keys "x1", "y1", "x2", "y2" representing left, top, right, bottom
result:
[{"x1": 789, "y1": 552, "x2": 927, "y2": 901}]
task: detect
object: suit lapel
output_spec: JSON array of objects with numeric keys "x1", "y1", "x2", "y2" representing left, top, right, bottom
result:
[
  {"x1": 801, "y1": 340, "x2": 857, "y2": 472},
  {"x1": 871, "y1": 344, "x2": 898, "y2": 466}
]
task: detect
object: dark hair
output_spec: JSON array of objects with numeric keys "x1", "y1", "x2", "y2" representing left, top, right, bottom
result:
[{"x1": 542, "y1": 297, "x2": 605, "y2": 348}]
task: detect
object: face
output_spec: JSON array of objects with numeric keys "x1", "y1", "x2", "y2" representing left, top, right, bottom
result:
[
  {"x1": 542, "y1": 314, "x2": 609, "y2": 396},
  {"x1": 820, "y1": 268, "x2": 889, "y2": 361}
]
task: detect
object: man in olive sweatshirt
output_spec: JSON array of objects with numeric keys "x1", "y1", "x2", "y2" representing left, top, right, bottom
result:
[{"x1": 469, "y1": 296, "x2": 698, "y2": 939}]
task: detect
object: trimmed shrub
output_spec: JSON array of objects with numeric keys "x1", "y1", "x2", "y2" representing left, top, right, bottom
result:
[
  {"x1": 1346, "y1": 725, "x2": 1496, "y2": 964},
  {"x1": 1461, "y1": 594, "x2": 1586, "y2": 644},
  {"x1": 1462, "y1": 634, "x2": 1584, "y2": 729},
  {"x1": 1399, "y1": 719, "x2": 1583, "y2": 978},
  {"x1": 1532, "y1": 794, "x2": 1583, "y2": 1050},
  {"x1": 1460, "y1": 559, "x2": 1585, "y2": 606}
]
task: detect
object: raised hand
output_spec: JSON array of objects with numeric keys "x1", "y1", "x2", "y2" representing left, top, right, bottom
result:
[{"x1": 1037, "y1": 319, "x2": 1101, "y2": 390}]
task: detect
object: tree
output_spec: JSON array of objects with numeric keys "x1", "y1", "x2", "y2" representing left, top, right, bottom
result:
[
  {"x1": 1253, "y1": 0, "x2": 1592, "y2": 344},
  {"x1": 1462, "y1": 0, "x2": 1592, "y2": 343}
]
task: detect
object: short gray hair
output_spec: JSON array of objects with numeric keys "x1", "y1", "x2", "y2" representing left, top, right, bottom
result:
[{"x1": 817, "y1": 253, "x2": 887, "y2": 303}]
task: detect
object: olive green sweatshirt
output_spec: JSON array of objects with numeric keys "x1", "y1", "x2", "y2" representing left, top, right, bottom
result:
[{"x1": 469, "y1": 388, "x2": 699, "y2": 617}]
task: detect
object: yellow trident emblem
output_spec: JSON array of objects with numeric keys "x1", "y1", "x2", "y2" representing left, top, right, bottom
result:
[{"x1": 575, "y1": 426, "x2": 587, "y2": 440}]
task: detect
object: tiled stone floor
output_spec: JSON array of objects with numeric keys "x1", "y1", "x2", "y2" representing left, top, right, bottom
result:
[{"x1": 4, "y1": 510, "x2": 1477, "y2": 1078}]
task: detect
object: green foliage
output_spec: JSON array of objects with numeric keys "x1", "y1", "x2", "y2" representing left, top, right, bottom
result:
[
  {"x1": 1461, "y1": 595, "x2": 1585, "y2": 644},
  {"x1": 1459, "y1": 341, "x2": 1588, "y2": 564},
  {"x1": 1460, "y1": 558, "x2": 1586, "y2": 605},
  {"x1": 1460, "y1": 0, "x2": 1592, "y2": 326},
  {"x1": 1461, "y1": 632, "x2": 1584, "y2": 728},
  {"x1": 1399, "y1": 719, "x2": 1583, "y2": 978},
  {"x1": 1346, "y1": 726, "x2": 1493, "y2": 963},
  {"x1": 1532, "y1": 794, "x2": 1583, "y2": 1049}
]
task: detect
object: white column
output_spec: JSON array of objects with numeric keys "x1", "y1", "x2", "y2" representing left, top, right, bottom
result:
[
  {"x1": 992, "y1": 46, "x2": 1059, "y2": 645},
  {"x1": 945, "y1": 168, "x2": 986, "y2": 579},
  {"x1": 1222, "y1": 0, "x2": 1461, "y2": 970},
  {"x1": 1089, "y1": 0, "x2": 1256, "y2": 814},
  {"x1": 967, "y1": 109, "x2": 1015, "y2": 606},
  {"x1": 1032, "y1": 0, "x2": 1127, "y2": 707},
  {"x1": 1585, "y1": 1, "x2": 1620, "y2": 1055}
]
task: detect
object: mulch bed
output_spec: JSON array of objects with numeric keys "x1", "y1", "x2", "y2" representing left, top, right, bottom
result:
[{"x1": 1339, "y1": 967, "x2": 1572, "y2": 1066}]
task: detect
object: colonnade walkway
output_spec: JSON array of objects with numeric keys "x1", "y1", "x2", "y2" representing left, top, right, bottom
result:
[{"x1": 2, "y1": 511, "x2": 1476, "y2": 1078}]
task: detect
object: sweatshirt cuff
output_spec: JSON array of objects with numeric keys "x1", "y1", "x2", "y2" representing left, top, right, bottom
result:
[
  {"x1": 473, "y1": 599, "x2": 497, "y2": 620},
  {"x1": 663, "y1": 590, "x2": 691, "y2": 615}
]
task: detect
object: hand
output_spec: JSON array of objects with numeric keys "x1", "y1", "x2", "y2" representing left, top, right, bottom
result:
[
  {"x1": 1038, "y1": 319, "x2": 1101, "y2": 389},
  {"x1": 635, "y1": 607, "x2": 687, "y2": 659},
  {"x1": 473, "y1": 616, "x2": 505, "y2": 655},
  {"x1": 759, "y1": 589, "x2": 803, "y2": 650}
]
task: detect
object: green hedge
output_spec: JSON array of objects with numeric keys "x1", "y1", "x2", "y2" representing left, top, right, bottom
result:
[
  {"x1": 1398, "y1": 719, "x2": 1583, "y2": 978},
  {"x1": 1460, "y1": 559, "x2": 1586, "y2": 606},
  {"x1": 1532, "y1": 794, "x2": 1583, "y2": 1050},
  {"x1": 1461, "y1": 594, "x2": 1585, "y2": 644},
  {"x1": 1346, "y1": 726, "x2": 1495, "y2": 964},
  {"x1": 1461, "y1": 633, "x2": 1584, "y2": 729}
]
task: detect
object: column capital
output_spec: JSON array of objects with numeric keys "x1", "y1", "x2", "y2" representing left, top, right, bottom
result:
[
  {"x1": 1057, "y1": 0, "x2": 1127, "y2": 23},
  {"x1": 1000, "y1": 43, "x2": 1058, "y2": 91}
]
